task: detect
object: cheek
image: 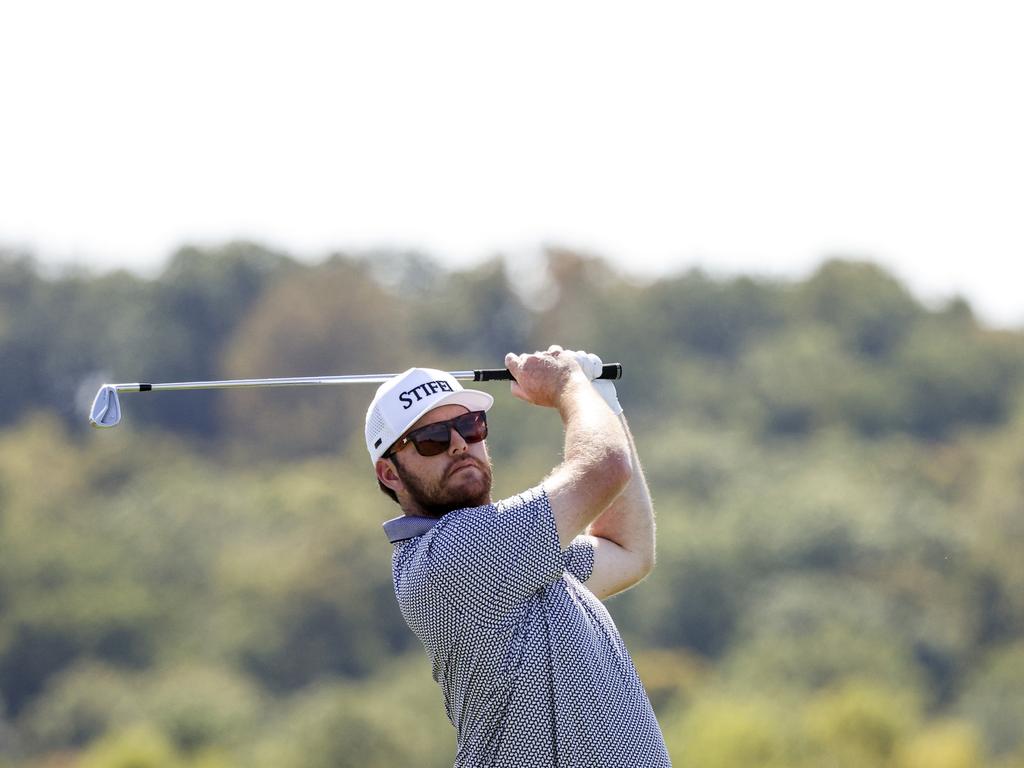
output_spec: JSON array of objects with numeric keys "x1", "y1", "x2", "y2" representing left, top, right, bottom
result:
[
  {"x1": 414, "y1": 457, "x2": 450, "y2": 487},
  {"x1": 471, "y1": 444, "x2": 493, "y2": 477},
  {"x1": 397, "y1": 455, "x2": 437, "y2": 487}
]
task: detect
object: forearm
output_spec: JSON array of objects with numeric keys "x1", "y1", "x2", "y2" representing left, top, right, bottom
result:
[
  {"x1": 544, "y1": 378, "x2": 632, "y2": 548},
  {"x1": 505, "y1": 346, "x2": 633, "y2": 548},
  {"x1": 559, "y1": 378, "x2": 631, "y2": 473},
  {"x1": 585, "y1": 414, "x2": 655, "y2": 570}
]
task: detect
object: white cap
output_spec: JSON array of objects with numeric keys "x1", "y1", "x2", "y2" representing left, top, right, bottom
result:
[{"x1": 365, "y1": 368, "x2": 494, "y2": 463}]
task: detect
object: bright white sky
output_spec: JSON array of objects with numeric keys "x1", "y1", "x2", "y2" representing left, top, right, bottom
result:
[{"x1": 2, "y1": 1, "x2": 1022, "y2": 327}]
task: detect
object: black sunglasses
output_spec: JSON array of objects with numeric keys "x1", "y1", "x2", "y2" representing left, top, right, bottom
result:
[{"x1": 386, "y1": 410, "x2": 488, "y2": 458}]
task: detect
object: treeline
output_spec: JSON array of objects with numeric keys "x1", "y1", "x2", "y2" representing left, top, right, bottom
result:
[
  {"x1": 1, "y1": 244, "x2": 1023, "y2": 767},
  {"x1": 3, "y1": 244, "x2": 1020, "y2": 447}
]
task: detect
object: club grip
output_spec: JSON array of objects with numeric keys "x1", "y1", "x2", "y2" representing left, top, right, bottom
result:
[{"x1": 474, "y1": 363, "x2": 623, "y2": 382}]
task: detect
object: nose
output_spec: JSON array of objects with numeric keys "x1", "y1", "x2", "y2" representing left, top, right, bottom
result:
[{"x1": 447, "y1": 426, "x2": 469, "y2": 455}]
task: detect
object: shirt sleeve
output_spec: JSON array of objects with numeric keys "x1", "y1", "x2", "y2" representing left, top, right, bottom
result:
[
  {"x1": 425, "y1": 485, "x2": 563, "y2": 625},
  {"x1": 562, "y1": 536, "x2": 596, "y2": 583}
]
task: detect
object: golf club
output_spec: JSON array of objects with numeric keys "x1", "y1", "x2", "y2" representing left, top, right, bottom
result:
[{"x1": 89, "y1": 363, "x2": 624, "y2": 429}]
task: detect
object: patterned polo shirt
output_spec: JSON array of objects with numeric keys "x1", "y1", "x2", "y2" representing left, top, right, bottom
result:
[{"x1": 384, "y1": 486, "x2": 672, "y2": 768}]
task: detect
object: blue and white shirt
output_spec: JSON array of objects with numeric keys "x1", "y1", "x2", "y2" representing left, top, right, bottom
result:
[{"x1": 385, "y1": 486, "x2": 672, "y2": 768}]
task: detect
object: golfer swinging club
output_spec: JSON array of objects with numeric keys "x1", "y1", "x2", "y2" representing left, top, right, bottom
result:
[{"x1": 365, "y1": 346, "x2": 671, "y2": 767}]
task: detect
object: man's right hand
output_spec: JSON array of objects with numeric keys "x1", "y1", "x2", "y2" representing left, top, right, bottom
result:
[{"x1": 505, "y1": 345, "x2": 590, "y2": 409}]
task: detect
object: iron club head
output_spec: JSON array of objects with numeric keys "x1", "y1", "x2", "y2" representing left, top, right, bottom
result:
[{"x1": 89, "y1": 385, "x2": 122, "y2": 428}]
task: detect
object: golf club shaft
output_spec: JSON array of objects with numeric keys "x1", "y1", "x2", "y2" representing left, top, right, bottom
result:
[{"x1": 107, "y1": 364, "x2": 624, "y2": 394}]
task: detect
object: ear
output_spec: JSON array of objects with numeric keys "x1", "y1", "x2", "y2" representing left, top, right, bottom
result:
[{"x1": 376, "y1": 458, "x2": 403, "y2": 495}]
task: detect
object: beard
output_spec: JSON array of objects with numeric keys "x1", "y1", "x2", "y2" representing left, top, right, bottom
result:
[{"x1": 392, "y1": 453, "x2": 493, "y2": 518}]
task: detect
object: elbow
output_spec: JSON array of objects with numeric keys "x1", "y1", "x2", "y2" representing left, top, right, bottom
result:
[
  {"x1": 637, "y1": 549, "x2": 656, "y2": 580},
  {"x1": 630, "y1": 522, "x2": 657, "y2": 581},
  {"x1": 607, "y1": 550, "x2": 655, "y2": 598},
  {"x1": 624, "y1": 550, "x2": 656, "y2": 592}
]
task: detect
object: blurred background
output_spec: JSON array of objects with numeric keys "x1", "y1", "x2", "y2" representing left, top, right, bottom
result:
[{"x1": 2, "y1": 2, "x2": 1023, "y2": 767}]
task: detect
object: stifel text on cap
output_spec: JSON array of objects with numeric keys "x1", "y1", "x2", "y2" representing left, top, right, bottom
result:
[{"x1": 399, "y1": 380, "x2": 455, "y2": 409}]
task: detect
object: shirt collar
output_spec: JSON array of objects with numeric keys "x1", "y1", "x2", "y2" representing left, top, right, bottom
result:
[{"x1": 382, "y1": 514, "x2": 440, "y2": 543}]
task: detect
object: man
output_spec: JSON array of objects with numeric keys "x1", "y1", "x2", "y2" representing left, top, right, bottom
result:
[{"x1": 365, "y1": 346, "x2": 671, "y2": 767}]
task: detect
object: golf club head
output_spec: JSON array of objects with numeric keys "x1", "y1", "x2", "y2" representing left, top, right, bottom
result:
[{"x1": 89, "y1": 385, "x2": 122, "y2": 428}]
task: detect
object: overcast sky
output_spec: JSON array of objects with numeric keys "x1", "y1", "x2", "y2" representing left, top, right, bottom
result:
[{"x1": 2, "y1": 1, "x2": 1022, "y2": 327}]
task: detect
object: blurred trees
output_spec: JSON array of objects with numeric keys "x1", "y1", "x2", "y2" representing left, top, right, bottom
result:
[
  {"x1": 143, "y1": 243, "x2": 297, "y2": 435},
  {"x1": 219, "y1": 256, "x2": 414, "y2": 456},
  {"x1": 801, "y1": 259, "x2": 921, "y2": 359},
  {"x1": 1, "y1": 245, "x2": 1023, "y2": 766},
  {"x1": 410, "y1": 255, "x2": 533, "y2": 365}
]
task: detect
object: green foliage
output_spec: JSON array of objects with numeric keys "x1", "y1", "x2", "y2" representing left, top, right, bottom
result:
[
  {"x1": 803, "y1": 680, "x2": 920, "y2": 767},
  {"x1": 647, "y1": 268, "x2": 790, "y2": 360},
  {"x1": 77, "y1": 724, "x2": 184, "y2": 768},
  {"x1": 75, "y1": 723, "x2": 234, "y2": 768},
  {"x1": 411, "y1": 256, "x2": 533, "y2": 362},
  {"x1": 899, "y1": 721, "x2": 984, "y2": 768},
  {"x1": 801, "y1": 258, "x2": 921, "y2": 359},
  {"x1": 667, "y1": 693, "x2": 796, "y2": 768},
  {"x1": 721, "y1": 578, "x2": 924, "y2": 695},
  {"x1": 959, "y1": 643, "x2": 1024, "y2": 756},
  {"x1": 219, "y1": 257, "x2": 414, "y2": 456},
  {"x1": 1, "y1": 249, "x2": 1023, "y2": 766},
  {"x1": 141, "y1": 242, "x2": 297, "y2": 435},
  {"x1": 19, "y1": 662, "x2": 261, "y2": 756},
  {"x1": 896, "y1": 323, "x2": 1015, "y2": 439},
  {"x1": 246, "y1": 656, "x2": 452, "y2": 768},
  {"x1": 745, "y1": 325, "x2": 855, "y2": 435}
]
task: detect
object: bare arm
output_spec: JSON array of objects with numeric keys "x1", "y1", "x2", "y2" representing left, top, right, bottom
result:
[
  {"x1": 505, "y1": 348, "x2": 632, "y2": 548},
  {"x1": 579, "y1": 414, "x2": 656, "y2": 599}
]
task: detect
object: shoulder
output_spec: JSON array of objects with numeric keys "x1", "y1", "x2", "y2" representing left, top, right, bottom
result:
[{"x1": 493, "y1": 485, "x2": 550, "y2": 515}]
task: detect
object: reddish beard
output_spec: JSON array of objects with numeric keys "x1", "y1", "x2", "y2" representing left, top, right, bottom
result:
[{"x1": 392, "y1": 453, "x2": 493, "y2": 518}]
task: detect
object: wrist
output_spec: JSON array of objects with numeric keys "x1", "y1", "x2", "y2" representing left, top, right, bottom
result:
[{"x1": 556, "y1": 373, "x2": 600, "y2": 416}]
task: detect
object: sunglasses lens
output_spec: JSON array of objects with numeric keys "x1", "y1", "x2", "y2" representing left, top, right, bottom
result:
[
  {"x1": 455, "y1": 411, "x2": 488, "y2": 444},
  {"x1": 405, "y1": 411, "x2": 488, "y2": 457},
  {"x1": 410, "y1": 423, "x2": 452, "y2": 456}
]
